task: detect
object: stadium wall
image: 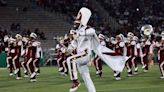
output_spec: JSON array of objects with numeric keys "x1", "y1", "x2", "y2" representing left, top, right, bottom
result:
[
  {"x1": 0, "y1": 52, "x2": 7, "y2": 68},
  {"x1": 0, "y1": 52, "x2": 46, "y2": 68}
]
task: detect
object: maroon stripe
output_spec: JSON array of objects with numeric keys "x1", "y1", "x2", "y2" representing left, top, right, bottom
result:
[
  {"x1": 70, "y1": 62, "x2": 74, "y2": 79},
  {"x1": 103, "y1": 52, "x2": 121, "y2": 56}
]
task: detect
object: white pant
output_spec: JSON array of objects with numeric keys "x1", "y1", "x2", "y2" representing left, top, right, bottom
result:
[
  {"x1": 67, "y1": 50, "x2": 90, "y2": 80},
  {"x1": 67, "y1": 50, "x2": 96, "y2": 92}
]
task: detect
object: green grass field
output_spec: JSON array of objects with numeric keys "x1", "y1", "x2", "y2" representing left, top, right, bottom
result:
[{"x1": 0, "y1": 65, "x2": 164, "y2": 92}]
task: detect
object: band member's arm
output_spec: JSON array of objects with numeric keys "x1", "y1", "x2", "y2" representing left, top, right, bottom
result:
[
  {"x1": 158, "y1": 47, "x2": 164, "y2": 60},
  {"x1": 119, "y1": 42, "x2": 125, "y2": 56},
  {"x1": 67, "y1": 40, "x2": 77, "y2": 53},
  {"x1": 79, "y1": 28, "x2": 95, "y2": 36},
  {"x1": 158, "y1": 50, "x2": 160, "y2": 61}
]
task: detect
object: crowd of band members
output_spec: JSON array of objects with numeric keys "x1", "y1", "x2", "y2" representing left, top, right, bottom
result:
[
  {"x1": 3, "y1": 33, "x2": 42, "y2": 82},
  {"x1": 1, "y1": 30, "x2": 164, "y2": 81},
  {"x1": 55, "y1": 30, "x2": 164, "y2": 80}
]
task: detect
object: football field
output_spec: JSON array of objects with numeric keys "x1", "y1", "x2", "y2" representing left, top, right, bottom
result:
[{"x1": 0, "y1": 65, "x2": 164, "y2": 92}]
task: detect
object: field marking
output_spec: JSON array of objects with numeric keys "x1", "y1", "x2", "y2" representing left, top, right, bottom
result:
[
  {"x1": 0, "y1": 68, "x2": 7, "y2": 70},
  {"x1": 78, "y1": 86, "x2": 164, "y2": 92}
]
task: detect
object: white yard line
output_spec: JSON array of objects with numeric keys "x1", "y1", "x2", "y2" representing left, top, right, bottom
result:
[
  {"x1": 0, "y1": 68, "x2": 7, "y2": 70},
  {"x1": 78, "y1": 86, "x2": 164, "y2": 92}
]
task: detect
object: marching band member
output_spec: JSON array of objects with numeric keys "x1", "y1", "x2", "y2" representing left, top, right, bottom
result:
[
  {"x1": 141, "y1": 24, "x2": 154, "y2": 72},
  {"x1": 132, "y1": 36, "x2": 139, "y2": 74},
  {"x1": 142, "y1": 36, "x2": 151, "y2": 72},
  {"x1": 66, "y1": 29, "x2": 79, "y2": 91},
  {"x1": 135, "y1": 37, "x2": 144, "y2": 74},
  {"x1": 114, "y1": 34, "x2": 126, "y2": 80},
  {"x1": 66, "y1": 7, "x2": 96, "y2": 92},
  {"x1": 149, "y1": 35, "x2": 156, "y2": 67},
  {"x1": 4, "y1": 35, "x2": 11, "y2": 75},
  {"x1": 56, "y1": 41, "x2": 63, "y2": 72},
  {"x1": 93, "y1": 34, "x2": 105, "y2": 77},
  {"x1": 126, "y1": 32, "x2": 137, "y2": 76},
  {"x1": 21, "y1": 37, "x2": 29, "y2": 77},
  {"x1": 62, "y1": 35, "x2": 70, "y2": 76},
  {"x1": 66, "y1": 7, "x2": 128, "y2": 92},
  {"x1": 26, "y1": 33, "x2": 38, "y2": 82},
  {"x1": 57, "y1": 39, "x2": 68, "y2": 76},
  {"x1": 5, "y1": 36, "x2": 15, "y2": 76},
  {"x1": 13, "y1": 34, "x2": 23, "y2": 80},
  {"x1": 158, "y1": 32, "x2": 164, "y2": 79},
  {"x1": 33, "y1": 41, "x2": 42, "y2": 75}
]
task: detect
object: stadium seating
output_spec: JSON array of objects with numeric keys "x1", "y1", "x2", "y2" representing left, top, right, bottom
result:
[{"x1": 0, "y1": 0, "x2": 71, "y2": 49}]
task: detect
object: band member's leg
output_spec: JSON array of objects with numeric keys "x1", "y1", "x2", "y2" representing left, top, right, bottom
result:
[
  {"x1": 27, "y1": 58, "x2": 36, "y2": 81},
  {"x1": 12, "y1": 56, "x2": 17, "y2": 72},
  {"x1": 62, "y1": 60, "x2": 68, "y2": 75},
  {"x1": 126, "y1": 57, "x2": 133, "y2": 76},
  {"x1": 93, "y1": 56, "x2": 102, "y2": 77},
  {"x1": 6, "y1": 57, "x2": 10, "y2": 68},
  {"x1": 35, "y1": 58, "x2": 40, "y2": 73},
  {"x1": 33, "y1": 59, "x2": 37, "y2": 72},
  {"x1": 67, "y1": 50, "x2": 91, "y2": 92},
  {"x1": 98, "y1": 59, "x2": 102, "y2": 72},
  {"x1": 93, "y1": 57, "x2": 98, "y2": 72},
  {"x1": 143, "y1": 55, "x2": 149, "y2": 72},
  {"x1": 159, "y1": 60, "x2": 164, "y2": 78},
  {"x1": 33, "y1": 58, "x2": 40, "y2": 74},
  {"x1": 78, "y1": 64, "x2": 96, "y2": 92},
  {"x1": 133, "y1": 56, "x2": 138, "y2": 74},
  {"x1": 67, "y1": 57, "x2": 78, "y2": 81},
  {"x1": 8, "y1": 58, "x2": 14, "y2": 76},
  {"x1": 57, "y1": 57, "x2": 64, "y2": 72},
  {"x1": 95, "y1": 56, "x2": 102, "y2": 77},
  {"x1": 27, "y1": 58, "x2": 35, "y2": 77},
  {"x1": 13, "y1": 56, "x2": 21, "y2": 78},
  {"x1": 21, "y1": 61, "x2": 28, "y2": 77}
]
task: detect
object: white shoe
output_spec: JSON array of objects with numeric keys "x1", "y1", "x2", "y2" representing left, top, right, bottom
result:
[
  {"x1": 60, "y1": 72, "x2": 67, "y2": 76},
  {"x1": 69, "y1": 87, "x2": 78, "y2": 92},
  {"x1": 24, "y1": 75, "x2": 29, "y2": 78},
  {"x1": 58, "y1": 67, "x2": 63, "y2": 72},
  {"x1": 24, "y1": 70, "x2": 27, "y2": 73},
  {"x1": 35, "y1": 68, "x2": 39, "y2": 72},
  {"x1": 114, "y1": 71, "x2": 120, "y2": 77},
  {"x1": 30, "y1": 79, "x2": 37, "y2": 82},
  {"x1": 96, "y1": 71, "x2": 100, "y2": 75},
  {"x1": 14, "y1": 69, "x2": 19, "y2": 74},
  {"x1": 133, "y1": 72, "x2": 138, "y2": 75},
  {"x1": 127, "y1": 69, "x2": 132, "y2": 73},
  {"x1": 69, "y1": 82, "x2": 81, "y2": 92},
  {"x1": 9, "y1": 73, "x2": 13, "y2": 76},
  {"x1": 142, "y1": 65, "x2": 146, "y2": 69},
  {"x1": 115, "y1": 77, "x2": 121, "y2": 81},
  {"x1": 128, "y1": 74, "x2": 133, "y2": 77},
  {"x1": 36, "y1": 73, "x2": 40, "y2": 76},
  {"x1": 113, "y1": 73, "x2": 117, "y2": 77},
  {"x1": 16, "y1": 77, "x2": 22, "y2": 80},
  {"x1": 30, "y1": 72, "x2": 36, "y2": 78},
  {"x1": 60, "y1": 72, "x2": 64, "y2": 75},
  {"x1": 64, "y1": 73, "x2": 68, "y2": 77},
  {"x1": 7, "y1": 64, "x2": 10, "y2": 68},
  {"x1": 134, "y1": 67, "x2": 138, "y2": 71},
  {"x1": 143, "y1": 70, "x2": 148, "y2": 73},
  {"x1": 160, "y1": 76, "x2": 164, "y2": 79}
]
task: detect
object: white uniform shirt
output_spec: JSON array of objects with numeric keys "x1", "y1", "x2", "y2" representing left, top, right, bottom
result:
[{"x1": 76, "y1": 26, "x2": 97, "y2": 54}]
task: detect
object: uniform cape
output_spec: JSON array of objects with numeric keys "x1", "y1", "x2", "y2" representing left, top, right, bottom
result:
[
  {"x1": 76, "y1": 7, "x2": 128, "y2": 72},
  {"x1": 91, "y1": 34, "x2": 129, "y2": 72}
]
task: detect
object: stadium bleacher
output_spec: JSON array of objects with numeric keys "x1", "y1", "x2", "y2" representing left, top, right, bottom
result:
[{"x1": 0, "y1": 0, "x2": 164, "y2": 49}]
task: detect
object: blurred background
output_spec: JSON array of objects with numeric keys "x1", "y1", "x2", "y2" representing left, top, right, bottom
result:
[{"x1": 0, "y1": 0, "x2": 164, "y2": 67}]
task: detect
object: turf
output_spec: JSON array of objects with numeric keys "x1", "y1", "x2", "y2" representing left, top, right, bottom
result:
[{"x1": 0, "y1": 65, "x2": 164, "y2": 92}]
